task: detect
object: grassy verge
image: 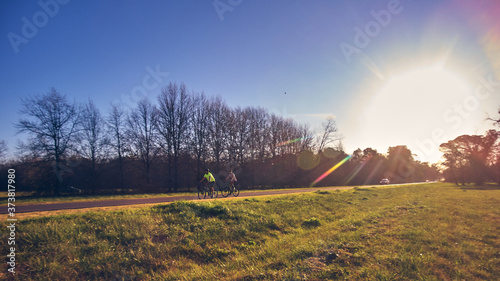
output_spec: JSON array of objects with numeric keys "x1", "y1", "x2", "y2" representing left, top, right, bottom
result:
[
  {"x1": 2, "y1": 183, "x2": 499, "y2": 280},
  {"x1": 0, "y1": 185, "x2": 350, "y2": 205},
  {"x1": 0, "y1": 192, "x2": 197, "y2": 205}
]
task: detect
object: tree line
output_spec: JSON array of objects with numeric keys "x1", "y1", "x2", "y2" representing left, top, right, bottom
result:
[
  {"x1": 439, "y1": 112, "x2": 500, "y2": 186},
  {"x1": 1, "y1": 85, "x2": 498, "y2": 195},
  {"x1": 4, "y1": 84, "x2": 329, "y2": 195}
]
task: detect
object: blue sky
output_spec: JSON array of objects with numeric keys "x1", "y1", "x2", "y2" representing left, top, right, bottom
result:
[{"x1": 1, "y1": 0, "x2": 499, "y2": 163}]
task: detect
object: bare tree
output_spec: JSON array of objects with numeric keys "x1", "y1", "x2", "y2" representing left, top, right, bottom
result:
[
  {"x1": 247, "y1": 107, "x2": 270, "y2": 162},
  {"x1": 487, "y1": 109, "x2": 500, "y2": 126},
  {"x1": 228, "y1": 107, "x2": 249, "y2": 166},
  {"x1": 246, "y1": 107, "x2": 271, "y2": 186},
  {"x1": 157, "y1": 82, "x2": 193, "y2": 191},
  {"x1": 191, "y1": 92, "x2": 210, "y2": 177},
  {"x1": 15, "y1": 88, "x2": 81, "y2": 195},
  {"x1": 0, "y1": 140, "x2": 7, "y2": 162},
  {"x1": 127, "y1": 98, "x2": 159, "y2": 190},
  {"x1": 298, "y1": 123, "x2": 314, "y2": 152},
  {"x1": 269, "y1": 114, "x2": 284, "y2": 158},
  {"x1": 107, "y1": 104, "x2": 127, "y2": 192},
  {"x1": 278, "y1": 118, "x2": 297, "y2": 155},
  {"x1": 207, "y1": 96, "x2": 230, "y2": 170},
  {"x1": 316, "y1": 116, "x2": 342, "y2": 153},
  {"x1": 80, "y1": 99, "x2": 107, "y2": 193}
]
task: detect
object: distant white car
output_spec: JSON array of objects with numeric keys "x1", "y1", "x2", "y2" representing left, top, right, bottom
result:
[{"x1": 380, "y1": 179, "x2": 390, "y2": 185}]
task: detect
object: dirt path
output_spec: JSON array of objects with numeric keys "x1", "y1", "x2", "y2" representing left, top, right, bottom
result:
[{"x1": 2, "y1": 186, "x2": 356, "y2": 214}]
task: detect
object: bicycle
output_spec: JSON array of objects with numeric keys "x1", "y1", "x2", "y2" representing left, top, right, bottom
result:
[
  {"x1": 198, "y1": 182, "x2": 218, "y2": 199},
  {"x1": 221, "y1": 181, "x2": 239, "y2": 197}
]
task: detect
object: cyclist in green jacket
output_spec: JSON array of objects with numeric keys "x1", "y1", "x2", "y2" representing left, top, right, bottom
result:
[{"x1": 200, "y1": 169, "x2": 216, "y2": 194}]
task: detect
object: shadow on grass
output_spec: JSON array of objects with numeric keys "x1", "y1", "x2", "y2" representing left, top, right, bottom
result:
[
  {"x1": 152, "y1": 201, "x2": 233, "y2": 218},
  {"x1": 459, "y1": 183, "x2": 500, "y2": 191}
]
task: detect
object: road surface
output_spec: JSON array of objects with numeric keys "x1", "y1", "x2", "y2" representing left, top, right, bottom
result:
[{"x1": 2, "y1": 186, "x2": 358, "y2": 214}]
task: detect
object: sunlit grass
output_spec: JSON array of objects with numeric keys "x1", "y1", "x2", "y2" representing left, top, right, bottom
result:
[
  {"x1": 2, "y1": 183, "x2": 499, "y2": 280},
  {"x1": 0, "y1": 191, "x2": 197, "y2": 205},
  {"x1": 0, "y1": 185, "x2": 346, "y2": 205}
]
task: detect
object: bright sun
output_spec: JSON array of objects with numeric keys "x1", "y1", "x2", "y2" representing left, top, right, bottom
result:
[{"x1": 363, "y1": 65, "x2": 471, "y2": 144}]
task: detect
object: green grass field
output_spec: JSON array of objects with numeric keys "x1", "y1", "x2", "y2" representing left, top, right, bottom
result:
[
  {"x1": 2, "y1": 183, "x2": 499, "y2": 280},
  {"x1": 0, "y1": 191, "x2": 197, "y2": 205},
  {"x1": 0, "y1": 186, "x2": 296, "y2": 205}
]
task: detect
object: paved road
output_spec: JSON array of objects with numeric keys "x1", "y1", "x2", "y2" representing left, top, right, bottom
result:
[{"x1": 2, "y1": 186, "x2": 356, "y2": 214}]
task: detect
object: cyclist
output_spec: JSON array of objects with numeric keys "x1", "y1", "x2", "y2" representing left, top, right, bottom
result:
[
  {"x1": 200, "y1": 168, "x2": 216, "y2": 195},
  {"x1": 225, "y1": 169, "x2": 237, "y2": 193}
]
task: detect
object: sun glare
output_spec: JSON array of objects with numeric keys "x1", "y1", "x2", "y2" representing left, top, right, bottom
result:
[{"x1": 363, "y1": 65, "x2": 471, "y2": 139}]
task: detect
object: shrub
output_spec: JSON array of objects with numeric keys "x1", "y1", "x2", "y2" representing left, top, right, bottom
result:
[
  {"x1": 315, "y1": 190, "x2": 330, "y2": 195},
  {"x1": 302, "y1": 217, "x2": 321, "y2": 228}
]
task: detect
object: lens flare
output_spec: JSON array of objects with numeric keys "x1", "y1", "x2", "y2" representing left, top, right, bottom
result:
[
  {"x1": 364, "y1": 158, "x2": 385, "y2": 185},
  {"x1": 297, "y1": 150, "x2": 320, "y2": 170},
  {"x1": 278, "y1": 135, "x2": 312, "y2": 146},
  {"x1": 343, "y1": 155, "x2": 371, "y2": 185},
  {"x1": 311, "y1": 155, "x2": 352, "y2": 187}
]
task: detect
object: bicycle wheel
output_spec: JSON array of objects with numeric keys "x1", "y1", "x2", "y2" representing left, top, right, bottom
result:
[
  {"x1": 198, "y1": 186, "x2": 204, "y2": 199},
  {"x1": 198, "y1": 187, "x2": 203, "y2": 199},
  {"x1": 221, "y1": 184, "x2": 229, "y2": 197},
  {"x1": 232, "y1": 184, "x2": 239, "y2": 197},
  {"x1": 212, "y1": 188, "x2": 218, "y2": 198}
]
